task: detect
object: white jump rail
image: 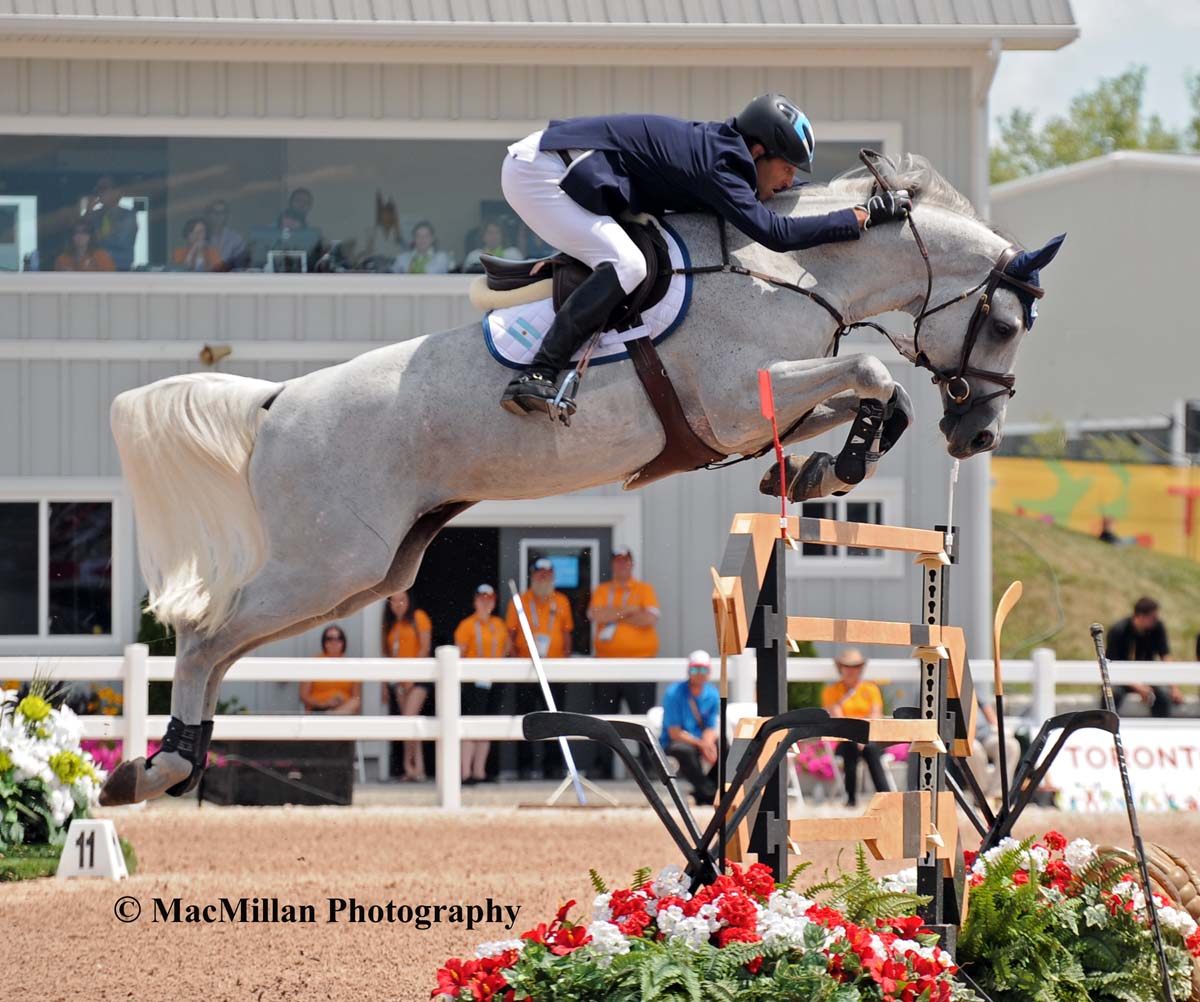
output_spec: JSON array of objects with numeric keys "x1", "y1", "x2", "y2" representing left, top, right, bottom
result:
[{"x1": 1, "y1": 646, "x2": 1193, "y2": 808}]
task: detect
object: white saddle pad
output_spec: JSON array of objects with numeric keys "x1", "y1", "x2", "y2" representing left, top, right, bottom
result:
[{"x1": 483, "y1": 220, "x2": 691, "y2": 369}]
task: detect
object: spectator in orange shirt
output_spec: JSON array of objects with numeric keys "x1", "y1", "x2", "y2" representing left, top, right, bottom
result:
[
  {"x1": 173, "y1": 217, "x2": 223, "y2": 272},
  {"x1": 821, "y1": 647, "x2": 889, "y2": 807},
  {"x1": 299, "y1": 624, "x2": 362, "y2": 714},
  {"x1": 589, "y1": 545, "x2": 660, "y2": 777},
  {"x1": 382, "y1": 590, "x2": 433, "y2": 782},
  {"x1": 55, "y1": 222, "x2": 116, "y2": 272},
  {"x1": 454, "y1": 583, "x2": 510, "y2": 785},
  {"x1": 506, "y1": 557, "x2": 574, "y2": 779}
]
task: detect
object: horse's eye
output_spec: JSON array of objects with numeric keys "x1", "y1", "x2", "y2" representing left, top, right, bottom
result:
[{"x1": 993, "y1": 320, "x2": 1014, "y2": 338}]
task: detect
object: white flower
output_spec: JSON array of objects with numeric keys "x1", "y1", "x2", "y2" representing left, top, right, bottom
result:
[
  {"x1": 474, "y1": 939, "x2": 524, "y2": 960},
  {"x1": 758, "y1": 912, "x2": 812, "y2": 949},
  {"x1": 764, "y1": 889, "x2": 815, "y2": 919},
  {"x1": 652, "y1": 865, "x2": 690, "y2": 901},
  {"x1": 591, "y1": 892, "x2": 612, "y2": 923},
  {"x1": 977, "y1": 837, "x2": 1023, "y2": 873},
  {"x1": 655, "y1": 903, "x2": 686, "y2": 936},
  {"x1": 1064, "y1": 838, "x2": 1097, "y2": 873},
  {"x1": 585, "y1": 920, "x2": 631, "y2": 966},
  {"x1": 1156, "y1": 905, "x2": 1199, "y2": 938},
  {"x1": 664, "y1": 915, "x2": 713, "y2": 950},
  {"x1": 882, "y1": 866, "x2": 919, "y2": 893}
]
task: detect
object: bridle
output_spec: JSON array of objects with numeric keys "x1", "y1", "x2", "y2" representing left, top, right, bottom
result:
[
  {"x1": 855, "y1": 148, "x2": 1044, "y2": 417},
  {"x1": 676, "y1": 148, "x2": 1044, "y2": 429}
]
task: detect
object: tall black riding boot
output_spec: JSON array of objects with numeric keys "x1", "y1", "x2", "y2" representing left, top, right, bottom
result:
[{"x1": 501, "y1": 261, "x2": 627, "y2": 416}]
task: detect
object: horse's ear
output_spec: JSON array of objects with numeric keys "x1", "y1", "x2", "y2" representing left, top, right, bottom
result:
[{"x1": 1010, "y1": 233, "x2": 1066, "y2": 279}]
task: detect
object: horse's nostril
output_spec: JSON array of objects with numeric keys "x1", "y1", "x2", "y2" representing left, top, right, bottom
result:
[{"x1": 971, "y1": 430, "x2": 994, "y2": 452}]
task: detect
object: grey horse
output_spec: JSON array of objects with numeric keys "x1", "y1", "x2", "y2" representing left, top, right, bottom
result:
[{"x1": 99, "y1": 155, "x2": 1063, "y2": 806}]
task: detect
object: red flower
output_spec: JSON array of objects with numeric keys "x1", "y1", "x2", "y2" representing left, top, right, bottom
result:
[
  {"x1": 883, "y1": 915, "x2": 928, "y2": 938},
  {"x1": 717, "y1": 890, "x2": 759, "y2": 931},
  {"x1": 717, "y1": 925, "x2": 762, "y2": 948},
  {"x1": 553, "y1": 900, "x2": 576, "y2": 926},
  {"x1": 963, "y1": 849, "x2": 978, "y2": 870},
  {"x1": 549, "y1": 924, "x2": 591, "y2": 956},
  {"x1": 731, "y1": 861, "x2": 776, "y2": 899},
  {"x1": 969, "y1": 873, "x2": 984, "y2": 888},
  {"x1": 1186, "y1": 928, "x2": 1200, "y2": 958},
  {"x1": 433, "y1": 958, "x2": 475, "y2": 998},
  {"x1": 1012, "y1": 870, "x2": 1029, "y2": 886},
  {"x1": 1044, "y1": 830, "x2": 1067, "y2": 852},
  {"x1": 616, "y1": 910, "x2": 652, "y2": 938}
]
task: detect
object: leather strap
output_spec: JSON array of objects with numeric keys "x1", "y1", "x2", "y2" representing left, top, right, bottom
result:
[{"x1": 624, "y1": 337, "x2": 726, "y2": 489}]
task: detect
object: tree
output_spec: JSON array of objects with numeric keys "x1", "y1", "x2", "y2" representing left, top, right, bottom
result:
[{"x1": 991, "y1": 65, "x2": 1196, "y2": 184}]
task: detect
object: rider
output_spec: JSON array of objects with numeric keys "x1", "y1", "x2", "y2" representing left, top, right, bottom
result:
[{"x1": 498, "y1": 94, "x2": 913, "y2": 416}]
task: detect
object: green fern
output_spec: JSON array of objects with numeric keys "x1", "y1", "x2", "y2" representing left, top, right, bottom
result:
[
  {"x1": 801, "y1": 844, "x2": 930, "y2": 924},
  {"x1": 631, "y1": 865, "x2": 652, "y2": 891},
  {"x1": 588, "y1": 867, "x2": 608, "y2": 895},
  {"x1": 778, "y1": 859, "x2": 813, "y2": 893}
]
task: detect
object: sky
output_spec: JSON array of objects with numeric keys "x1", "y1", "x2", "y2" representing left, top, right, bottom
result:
[{"x1": 991, "y1": 0, "x2": 1199, "y2": 132}]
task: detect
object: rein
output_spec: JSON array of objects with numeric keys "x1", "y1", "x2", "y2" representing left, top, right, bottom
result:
[{"x1": 672, "y1": 148, "x2": 1044, "y2": 466}]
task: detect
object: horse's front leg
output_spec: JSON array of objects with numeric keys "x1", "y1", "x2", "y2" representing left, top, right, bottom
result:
[{"x1": 758, "y1": 355, "x2": 912, "y2": 501}]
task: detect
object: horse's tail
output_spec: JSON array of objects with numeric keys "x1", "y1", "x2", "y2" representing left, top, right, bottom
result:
[{"x1": 111, "y1": 372, "x2": 280, "y2": 635}]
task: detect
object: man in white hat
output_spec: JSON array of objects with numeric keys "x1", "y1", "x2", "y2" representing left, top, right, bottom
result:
[
  {"x1": 821, "y1": 647, "x2": 889, "y2": 807},
  {"x1": 660, "y1": 650, "x2": 720, "y2": 804}
]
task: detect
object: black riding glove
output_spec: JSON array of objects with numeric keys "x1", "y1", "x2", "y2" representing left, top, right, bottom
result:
[{"x1": 861, "y1": 189, "x2": 913, "y2": 228}]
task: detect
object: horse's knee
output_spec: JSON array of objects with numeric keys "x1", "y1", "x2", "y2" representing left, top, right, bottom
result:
[{"x1": 851, "y1": 355, "x2": 893, "y2": 398}]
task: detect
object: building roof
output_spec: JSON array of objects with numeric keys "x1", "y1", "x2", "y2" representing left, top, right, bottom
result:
[
  {"x1": 992, "y1": 150, "x2": 1200, "y2": 200},
  {"x1": 0, "y1": 0, "x2": 1079, "y2": 50}
]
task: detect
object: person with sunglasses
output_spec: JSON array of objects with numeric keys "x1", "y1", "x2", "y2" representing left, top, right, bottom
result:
[
  {"x1": 660, "y1": 650, "x2": 720, "y2": 805},
  {"x1": 299, "y1": 625, "x2": 361, "y2": 714}
]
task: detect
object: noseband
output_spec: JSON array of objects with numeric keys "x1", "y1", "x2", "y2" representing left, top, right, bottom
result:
[{"x1": 856, "y1": 149, "x2": 1044, "y2": 417}]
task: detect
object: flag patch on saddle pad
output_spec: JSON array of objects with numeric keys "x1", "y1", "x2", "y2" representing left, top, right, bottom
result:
[{"x1": 483, "y1": 221, "x2": 692, "y2": 370}]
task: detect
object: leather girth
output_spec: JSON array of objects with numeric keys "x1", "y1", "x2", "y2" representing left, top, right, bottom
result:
[{"x1": 624, "y1": 337, "x2": 726, "y2": 490}]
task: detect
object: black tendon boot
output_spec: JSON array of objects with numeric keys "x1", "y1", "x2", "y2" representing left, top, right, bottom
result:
[
  {"x1": 501, "y1": 262, "x2": 627, "y2": 416},
  {"x1": 157, "y1": 717, "x2": 215, "y2": 797}
]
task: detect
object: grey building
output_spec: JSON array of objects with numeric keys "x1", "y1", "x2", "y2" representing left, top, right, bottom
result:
[{"x1": 0, "y1": 4, "x2": 1078, "y2": 718}]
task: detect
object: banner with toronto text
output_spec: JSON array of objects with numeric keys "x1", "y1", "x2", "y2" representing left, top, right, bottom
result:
[{"x1": 1046, "y1": 721, "x2": 1200, "y2": 813}]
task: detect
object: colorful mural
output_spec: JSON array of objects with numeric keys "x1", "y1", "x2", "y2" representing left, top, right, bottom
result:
[{"x1": 992, "y1": 457, "x2": 1200, "y2": 562}]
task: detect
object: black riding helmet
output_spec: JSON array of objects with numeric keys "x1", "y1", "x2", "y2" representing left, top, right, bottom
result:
[{"x1": 733, "y1": 93, "x2": 815, "y2": 173}]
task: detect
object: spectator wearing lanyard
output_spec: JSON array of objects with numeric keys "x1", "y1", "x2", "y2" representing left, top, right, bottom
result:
[
  {"x1": 588, "y1": 545, "x2": 660, "y2": 777},
  {"x1": 382, "y1": 590, "x2": 433, "y2": 782},
  {"x1": 506, "y1": 558, "x2": 574, "y2": 779},
  {"x1": 660, "y1": 650, "x2": 720, "y2": 805},
  {"x1": 299, "y1": 625, "x2": 362, "y2": 714},
  {"x1": 454, "y1": 584, "x2": 510, "y2": 785}
]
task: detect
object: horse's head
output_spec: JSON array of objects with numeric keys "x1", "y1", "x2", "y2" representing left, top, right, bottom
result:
[{"x1": 913, "y1": 231, "x2": 1066, "y2": 459}]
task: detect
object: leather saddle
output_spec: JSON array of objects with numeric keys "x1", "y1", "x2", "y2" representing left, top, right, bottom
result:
[{"x1": 480, "y1": 218, "x2": 673, "y2": 331}]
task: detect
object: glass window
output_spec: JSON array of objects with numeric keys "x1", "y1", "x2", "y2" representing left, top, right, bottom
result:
[
  {"x1": 0, "y1": 499, "x2": 113, "y2": 637},
  {"x1": 48, "y1": 502, "x2": 113, "y2": 636},
  {"x1": 0, "y1": 134, "x2": 881, "y2": 275},
  {"x1": 0, "y1": 503, "x2": 38, "y2": 634},
  {"x1": 800, "y1": 501, "x2": 836, "y2": 556},
  {"x1": 798, "y1": 497, "x2": 886, "y2": 561}
]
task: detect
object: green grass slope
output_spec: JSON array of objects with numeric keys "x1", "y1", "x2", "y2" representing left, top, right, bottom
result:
[{"x1": 993, "y1": 510, "x2": 1200, "y2": 660}]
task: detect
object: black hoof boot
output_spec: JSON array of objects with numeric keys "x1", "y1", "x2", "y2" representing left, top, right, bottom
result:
[
  {"x1": 759, "y1": 452, "x2": 836, "y2": 502},
  {"x1": 161, "y1": 718, "x2": 214, "y2": 797},
  {"x1": 500, "y1": 372, "x2": 558, "y2": 416},
  {"x1": 834, "y1": 397, "x2": 887, "y2": 486}
]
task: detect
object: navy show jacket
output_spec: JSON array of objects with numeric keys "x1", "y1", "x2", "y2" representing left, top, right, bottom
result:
[{"x1": 538, "y1": 114, "x2": 861, "y2": 253}]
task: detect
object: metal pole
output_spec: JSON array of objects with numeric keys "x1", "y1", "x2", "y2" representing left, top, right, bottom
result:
[
  {"x1": 1092, "y1": 623, "x2": 1176, "y2": 1002},
  {"x1": 507, "y1": 580, "x2": 586, "y2": 805}
]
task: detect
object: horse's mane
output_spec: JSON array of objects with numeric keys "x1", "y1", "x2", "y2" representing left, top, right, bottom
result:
[{"x1": 792, "y1": 153, "x2": 981, "y2": 221}]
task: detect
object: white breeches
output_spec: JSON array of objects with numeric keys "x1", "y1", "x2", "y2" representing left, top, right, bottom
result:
[{"x1": 501, "y1": 131, "x2": 648, "y2": 296}]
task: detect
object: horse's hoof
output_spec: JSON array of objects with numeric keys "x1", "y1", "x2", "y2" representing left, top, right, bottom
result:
[
  {"x1": 98, "y1": 758, "x2": 146, "y2": 806},
  {"x1": 98, "y1": 752, "x2": 193, "y2": 806},
  {"x1": 761, "y1": 452, "x2": 837, "y2": 502}
]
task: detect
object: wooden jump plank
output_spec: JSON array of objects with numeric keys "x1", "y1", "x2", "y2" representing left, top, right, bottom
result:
[
  {"x1": 788, "y1": 791, "x2": 959, "y2": 863},
  {"x1": 728, "y1": 512, "x2": 947, "y2": 557}
]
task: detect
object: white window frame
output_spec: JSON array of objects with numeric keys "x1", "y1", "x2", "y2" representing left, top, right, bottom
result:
[
  {"x1": 0, "y1": 477, "x2": 133, "y2": 654},
  {"x1": 786, "y1": 476, "x2": 906, "y2": 580}
]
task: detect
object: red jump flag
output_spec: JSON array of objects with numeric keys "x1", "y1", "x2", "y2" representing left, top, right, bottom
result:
[{"x1": 757, "y1": 369, "x2": 788, "y2": 537}]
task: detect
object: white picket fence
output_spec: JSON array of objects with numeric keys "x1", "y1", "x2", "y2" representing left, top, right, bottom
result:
[{"x1": 2, "y1": 646, "x2": 1195, "y2": 808}]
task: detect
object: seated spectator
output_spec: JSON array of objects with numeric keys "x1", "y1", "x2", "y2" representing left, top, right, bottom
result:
[
  {"x1": 172, "y1": 218, "x2": 222, "y2": 272},
  {"x1": 278, "y1": 187, "x2": 314, "y2": 228},
  {"x1": 463, "y1": 220, "x2": 522, "y2": 272},
  {"x1": 394, "y1": 221, "x2": 452, "y2": 274},
  {"x1": 300, "y1": 625, "x2": 362, "y2": 714},
  {"x1": 84, "y1": 175, "x2": 138, "y2": 271},
  {"x1": 55, "y1": 222, "x2": 115, "y2": 272},
  {"x1": 660, "y1": 650, "x2": 720, "y2": 805},
  {"x1": 204, "y1": 200, "x2": 247, "y2": 270},
  {"x1": 821, "y1": 648, "x2": 889, "y2": 807},
  {"x1": 1107, "y1": 596, "x2": 1182, "y2": 717},
  {"x1": 383, "y1": 590, "x2": 433, "y2": 782},
  {"x1": 359, "y1": 191, "x2": 406, "y2": 266}
]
